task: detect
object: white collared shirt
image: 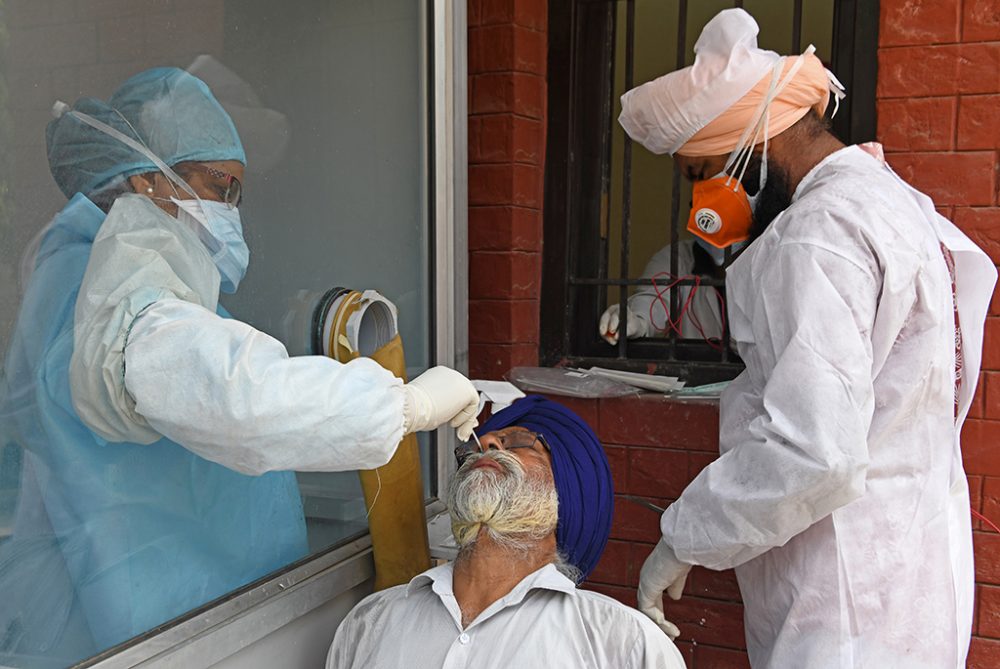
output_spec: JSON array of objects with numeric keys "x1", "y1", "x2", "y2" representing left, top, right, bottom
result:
[{"x1": 326, "y1": 562, "x2": 686, "y2": 669}]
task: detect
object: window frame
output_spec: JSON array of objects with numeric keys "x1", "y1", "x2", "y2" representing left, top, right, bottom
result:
[
  {"x1": 76, "y1": 0, "x2": 467, "y2": 665},
  {"x1": 541, "y1": 0, "x2": 878, "y2": 385}
]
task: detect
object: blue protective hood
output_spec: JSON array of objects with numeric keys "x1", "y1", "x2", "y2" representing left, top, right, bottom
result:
[{"x1": 46, "y1": 67, "x2": 246, "y2": 198}]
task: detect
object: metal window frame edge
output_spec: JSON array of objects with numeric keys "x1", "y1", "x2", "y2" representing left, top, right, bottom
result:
[
  {"x1": 78, "y1": 0, "x2": 467, "y2": 664},
  {"x1": 433, "y1": 0, "x2": 467, "y2": 491}
]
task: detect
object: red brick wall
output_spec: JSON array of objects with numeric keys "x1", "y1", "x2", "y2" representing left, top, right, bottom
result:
[
  {"x1": 467, "y1": 0, "x2": 1000, "y2": 667},
  {"x1": 467, "y1": 0, "x2": 547, "y2": 380},
  {"x1": 578, "y1": 395, "x2": 748, "y2": 668},
  {"x1": 879, "y1": 1, "x2": 1000, "y2": 666}
]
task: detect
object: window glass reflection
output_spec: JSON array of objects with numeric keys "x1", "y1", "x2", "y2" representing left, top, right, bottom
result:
[{"x1": 0, "y1": 0, "x2": 429, "y2": 665}]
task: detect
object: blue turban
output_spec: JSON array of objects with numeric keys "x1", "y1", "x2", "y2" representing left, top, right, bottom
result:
[
  {"x1": 46, "y1": 67, "x2": 246, "y2": 198},
  {"x1": 478, "y1": 395, "x2": 614, "y2": 580}
]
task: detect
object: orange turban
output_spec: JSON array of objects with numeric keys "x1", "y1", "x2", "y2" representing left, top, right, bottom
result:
[
  {"x1": 678, "y1": 52, "x2": 834, "y2": 157},
  {"x1": 618, "y1": 9, "x2": 845, "y2": 158}
]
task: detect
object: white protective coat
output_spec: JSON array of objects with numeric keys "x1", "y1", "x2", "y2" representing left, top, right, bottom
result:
[
  {"x1": 660, "y1": 146, "x2": 995, "y2": 668},
  {"x1": 71, "y1": 194, "x2": 407, "y2": 475}
]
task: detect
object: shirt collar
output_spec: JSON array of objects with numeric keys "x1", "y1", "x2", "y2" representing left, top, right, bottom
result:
[
  {"x1": 405, "y1": 561, "x2": 455, "y2": 597},
  {"x1": 406, "y1": 561, "x2": 577, "y2": 598},
  {"x1": 404, "y1": 560, "x2": 579, "y2": 627}
]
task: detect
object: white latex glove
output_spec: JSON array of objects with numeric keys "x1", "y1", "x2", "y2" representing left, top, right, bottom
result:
[
  {"x1": 402, "y1": 366, "x2": 479, "y2": 440},
  {"x1": 637, "y1": 538, "x2": 692, "y2": 640},
  {"x1": 598, "y1": 303, "x2": 650, "y2": 345}
]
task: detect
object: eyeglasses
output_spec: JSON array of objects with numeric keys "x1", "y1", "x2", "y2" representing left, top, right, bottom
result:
[
  {"x1": 175, "y1": 164, "x2": 242, "y2": 208},
  {"x1": 454, "y1": 430, "x2": 550, "y2": 468}
]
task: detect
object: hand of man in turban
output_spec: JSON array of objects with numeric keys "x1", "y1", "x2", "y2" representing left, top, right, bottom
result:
[{"x1": 637, "y1": 538, "x2": 692, "y2": 639}]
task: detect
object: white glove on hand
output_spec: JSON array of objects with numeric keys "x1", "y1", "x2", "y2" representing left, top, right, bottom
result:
[
  {"x1": 402, "y1": 366, "x2": 479, "y2": 440},
  {"x1": 637, "y1": 538, "x2": 692, "y2": 640},
  {"x1": 598, "y1": 304, "x2": 650, "y2": 345}
]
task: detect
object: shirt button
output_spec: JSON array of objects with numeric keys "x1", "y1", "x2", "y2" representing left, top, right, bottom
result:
[{"x1": 459, "y1": 633, "x2": 470, "y2": 645}]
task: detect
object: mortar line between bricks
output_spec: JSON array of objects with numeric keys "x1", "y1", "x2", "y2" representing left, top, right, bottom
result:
[
  {"x1": 882, "y1": 94, "x2": 975, "y2": 101},
  {"x1": 954, "y1": 95, "x2": 961, "y2": 151},
  {"x1": 467, "y1": 111, "x2": 543, "y2": 121},
  {"x1": 469, "y1": 250, "x2": 542, "y2": 256},
  {"x1": 467, "y1": 112, "x2": 546, "y2": 123},
  {"x1": 468, "y1": 204, "x2": 543, "y2": 212},
  {"x1": 470, "y1": 23, "x2": 548, "y2": 34},
  {"x1": 877, "y1": 41, "x2": 968, "y2": 50},
  {"x1": 471, "y1": 67, "x2": 550, "y2": 77},
  {"x1": 475, "y1": 21, "x2": 547, "y2": 32},
  {"x1": 468, "y1": 160, "x2": 546, "y2": 167}
]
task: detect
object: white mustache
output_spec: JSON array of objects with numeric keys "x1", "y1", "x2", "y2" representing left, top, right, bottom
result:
[{"x1": 448, "y1": 450, "x2": 558, "y2": 550}]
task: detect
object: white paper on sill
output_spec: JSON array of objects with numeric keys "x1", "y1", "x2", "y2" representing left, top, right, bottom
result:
[
  {"x1": 585, "y1": 366, "x2": 686, "y2": 393},
  {"x1": 471, "y1": 379, "x2": 526, "y2": 414}
]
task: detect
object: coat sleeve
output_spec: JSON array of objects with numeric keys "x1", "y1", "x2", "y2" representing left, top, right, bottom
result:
[
  {"x1": 661, "y1": 241, "x2": 879, "y2": 570},
  {"x1": 124, "y1": 299, "x2": 406, "y2": 475},
  {"x1": 70, "y1": 194, "x2": 405, "y2": 474}
]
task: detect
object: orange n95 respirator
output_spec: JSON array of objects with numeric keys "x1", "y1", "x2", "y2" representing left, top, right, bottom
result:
[
  {"x1": 687, "y1": 174, "x2": 754, "y2": 249},
  {"x1": 685, "y1": 44, "x2": 825, "y2": 250}
]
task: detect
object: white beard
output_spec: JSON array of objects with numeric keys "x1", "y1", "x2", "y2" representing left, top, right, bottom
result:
[{"x1": 448, "y1": 450, "x2": 558, "y2": 551}]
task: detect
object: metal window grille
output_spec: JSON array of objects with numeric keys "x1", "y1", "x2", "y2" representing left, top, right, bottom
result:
[{"x1": 542, "y1": 0, "x2": 878, "y2": 385}]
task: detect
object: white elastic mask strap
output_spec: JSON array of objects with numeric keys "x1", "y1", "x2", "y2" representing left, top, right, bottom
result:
[
  {"x1": 724, "y1": 44, "x2": 817, "y2": 181},
  {"x1": 723, "y1": 62, "x2": 781, "y2": 175},
  {"x1": 729, "y1": 63, "x2": 780, "y2": 188},
  {"x1": 826, "y1": 69, "x2": 847, "y2": 118},
  {"x1": 51, "y1": 101, "x2": 199, "y2": 200}
]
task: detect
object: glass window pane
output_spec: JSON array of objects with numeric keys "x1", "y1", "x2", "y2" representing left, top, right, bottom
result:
[{"x1": 0, "y1": 0, "x2": 431, "y2": 665}]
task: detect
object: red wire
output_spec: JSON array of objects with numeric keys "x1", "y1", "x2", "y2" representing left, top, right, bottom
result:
[
  {"x1": 972, "y1": 508, "x2": 1000, "y2": 534},
  {"x1": 648, "y1": 271, "x2": 726, "y2": 351}
]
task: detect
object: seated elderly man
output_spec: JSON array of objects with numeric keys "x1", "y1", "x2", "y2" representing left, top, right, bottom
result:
[{"x1": 327, "y1": 396, "x2": 686, "y2": 668}]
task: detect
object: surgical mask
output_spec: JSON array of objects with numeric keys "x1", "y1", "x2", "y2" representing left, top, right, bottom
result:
[
  {"x1": 695, "y1": 237, "x2": 747, "y2": 266},
  {"x1": 172, "y1": 198, "x2": 249, "y2": 293}
]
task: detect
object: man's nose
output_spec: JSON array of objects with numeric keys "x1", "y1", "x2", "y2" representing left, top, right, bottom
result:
[{"x1": 477, "y1": 434, "x2": 503, "y2": 451}]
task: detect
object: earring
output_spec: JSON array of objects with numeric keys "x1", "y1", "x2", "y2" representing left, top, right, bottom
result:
[{"x1": 146, "y1": 187, "x2": 154, "y2": 194}]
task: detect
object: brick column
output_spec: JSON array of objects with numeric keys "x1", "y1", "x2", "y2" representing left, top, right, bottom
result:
[
  {"x1": 878, "y1": 1, "x2": 1000, "y2": 666},
  {"x1": 467, "y1": 0, "x2": 547, "y2": 379}
]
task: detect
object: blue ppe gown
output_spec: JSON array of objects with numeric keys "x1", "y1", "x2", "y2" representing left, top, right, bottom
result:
[{"x1": 0, "y1": 194, "x2": 308, "y2": 664}]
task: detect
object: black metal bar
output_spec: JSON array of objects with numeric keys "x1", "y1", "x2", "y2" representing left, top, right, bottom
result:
[
  {"x1": 832, "y1": 0, "x2": 880, "y2": 143},
  {"x1": 666, "y1": 0, "x2": 688, "y2": 359},
  {"x1": 571, "y1": 276, "x2": 727, "y2": 288},
  {"x1": 617, "y1": 0, "x2": 635, "y2": 360},
  {"x1": 598, "y1": 0, "x2": 617, "y2": 332},
  {"x1": 559, "y1": 1, "x2": 581, "y2": 356},
  {"x1": 538, "y1": 0, "x2": 570, "y2": 366},
  {"x1": 791, "y1": 0, "x2": 803, "y2": 53}
]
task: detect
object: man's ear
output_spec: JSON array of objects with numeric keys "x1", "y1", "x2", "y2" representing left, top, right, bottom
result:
[{"x1": 127, "y1": 173, "x2": 155, "y2": 195}]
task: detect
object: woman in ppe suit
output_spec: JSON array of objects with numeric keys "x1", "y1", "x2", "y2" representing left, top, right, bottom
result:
[{"x1": 0, "y1": 67, "x2": 478, "y2": 662}]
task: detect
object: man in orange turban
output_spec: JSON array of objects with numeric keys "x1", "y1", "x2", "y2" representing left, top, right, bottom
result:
[{"x1": 620, "y1": 8, "x2": 997, "y2": 669}]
